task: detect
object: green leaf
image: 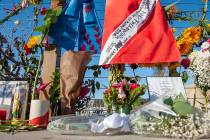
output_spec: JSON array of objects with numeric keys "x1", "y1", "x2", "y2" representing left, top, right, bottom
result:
[
  {"x1": 174, "y1": 94, "x2": 185, "y2": 103},
  {"x1": 172, "y1": 101, "x2": 194, "y2": 117},
  {"x1": 34, "y1": 26, "x2": 45, "y2": 32},
  {"x1": 182, "y1": 71, "x2": 188, "y2": 83},
  {"x1": 55, "y1": 8, "x2": 62, "y2": 16},
  {"x1": 96, "y1": 81, "x2": 100, "y2": 90},
  {"x1": 164, "y1": 97, "x2": 174, "y2": 106}
]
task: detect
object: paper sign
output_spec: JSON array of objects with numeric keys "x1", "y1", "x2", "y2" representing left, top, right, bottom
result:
[{"x1": 147, "y1": 77, "x2": 186, "y2": 100}]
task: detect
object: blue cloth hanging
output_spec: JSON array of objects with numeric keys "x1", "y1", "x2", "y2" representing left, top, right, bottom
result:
[{"x1": 48, "y1": 0, "x2": 102, "y2": 54}]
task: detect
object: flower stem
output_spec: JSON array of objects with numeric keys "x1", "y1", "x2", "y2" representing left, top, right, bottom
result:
[
  {"x1": 201, "y1": 0, "x2": 208, "y2": 22},
  {"x1": 0, "y1": 4, "x2": 22, "y2": 25},
  {"x1": 31, "y1": 48, "x2": 43, "y2": 100},
  {"x1": 205, "y1": 94, "x2": 209, "y2": 113}
]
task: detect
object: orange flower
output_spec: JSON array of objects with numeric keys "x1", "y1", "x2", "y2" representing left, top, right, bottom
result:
[
  {"x1": 27, "y1": 35, "x2": 41, "y2": 49},
  {"x1": 177, "y1": 26, "x2": 202, "y2": 55},
  {"x1": 182, "y1": 26, "x2": 202, "y2": 44},
  {"x1": 104, "y1": 88, "x2": 111, "y2": 97},
  {"x1": 176, "y1": 39, "x2": 193, "y2": 55}
]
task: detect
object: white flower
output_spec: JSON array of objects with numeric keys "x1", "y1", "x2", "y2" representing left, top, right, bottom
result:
[
  {"x1": 118, "y1": 92, "x2": 126, "y2": 99},
  {"x1": 118, "y1": 88, "x2": 126, "y2": 99},
  {"x1": 201, "y1": 41, "x2": 210, "y2": 51},
  {"x1": 21, "y1": 0, "x2": 29, "y2": 8},
  {"x1": 189, "y1": 44, "x2": 210, "y2": 89},
  {"x1": 14, "y1": 20, "x2": 21, "y2": 26}
]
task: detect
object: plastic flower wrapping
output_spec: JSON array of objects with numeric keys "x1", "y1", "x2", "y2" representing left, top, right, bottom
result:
[
  {"x1": 129, "y1": 94, "x2": 210, "y2": 139},
  {"x1": 189, "y1": 40, "x2": 210, "y2": 90}
]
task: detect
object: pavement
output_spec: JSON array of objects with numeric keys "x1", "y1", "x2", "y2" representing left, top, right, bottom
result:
[{"x1": 0, "y1": 131, "x2": 210, "y2": 140}]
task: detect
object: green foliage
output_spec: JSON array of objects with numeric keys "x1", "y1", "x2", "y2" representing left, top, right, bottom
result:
[
  {"x1": 164, "y1": 94, "x2": 194, "y2": 117},
  {"x1": 95, "y1": 81, "x2": 100, "y2": 90},
  {"x1": 35, "y1": 8, "x2": 62, "y2": 38},
  {"x1": 173, "y1": 101, "x2": 194, "y2": 117},
  {"x1": 164, "y1": 97, "x2": 174, "y2": 106},
  {"x1": 49, "y1": 69, "x2": 60, "y2": 104},
  {"x1": 103, "y1": 79, "x2": 146, "y2": 113},
  {"x1": 182, "y1": 71, "x2": 188, "y2": 83}
]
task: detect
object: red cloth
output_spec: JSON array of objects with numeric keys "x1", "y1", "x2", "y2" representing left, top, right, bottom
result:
[
  {"x1": 101, "y1": 0, "x2": 180, "y2": 64},
  {"x1": 0, "y1": 109, "x2": 6, "y2": 120}
]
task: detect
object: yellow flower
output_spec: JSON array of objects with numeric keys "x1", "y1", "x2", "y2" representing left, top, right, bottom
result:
[
  {"x1": 208, "y1": 24, "x2": 210, "y2": 27},
  {"x1": 176, "y1": 38, "x2": 194, "y2": 55},
  {"x1": 27, "y1": 36, "x2": 41, "y2": 49},
  {"x1": 182, "y1": 26, "x2": 202, "y2": 43},
  {"x1": 177, "y1": 26, "x2": 203, "y2": 55},
  {"x1": 182, "y1": 27, "x2": 194, "y2": 38}
]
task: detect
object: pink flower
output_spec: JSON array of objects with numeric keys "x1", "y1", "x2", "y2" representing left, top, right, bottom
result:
[
  {"x1": 118, "y1": 88, "x2": 126, "y2": 99},
  {"x1": 130, "y1": 83, "x2": 140, "y2": 90},
  {"x1": 207, "y1": 39, "x2": 210, "y2": 44},
  {"x1": 119, "y1": 80, "x2": 126, "y2": 88},
  {"x1": 36, "y1": 83, "x2": 50, "y2": 93},
  {"x1": 112, "y1": 83, "x2": 120, "y2": 88},
  {"x1": 118, "y1": 93, "x2": 126, "y2": 99},
  {"x1": 181, "y1": 58, "x2": 191, "y2": 69},
  {"x1": 42, "y1": 35, "x2": 49, "y2": 48},
  {"x1": 80, "y1": 86, "x2": 90, "y2": 99}
]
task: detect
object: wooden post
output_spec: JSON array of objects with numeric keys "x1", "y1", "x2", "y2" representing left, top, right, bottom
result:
[{"x1": 39, "y1": 0, "x2": 62, "y2": 100}]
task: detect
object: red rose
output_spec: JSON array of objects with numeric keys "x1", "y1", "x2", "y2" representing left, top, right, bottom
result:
[
  {"x1": 130, "y1": 83, "x2": 140, "y2": 90},
  {"x1": 40, "y1": 8, "x2": 47, "y2": 15},
  {"x1": 207, "y1": 39, "x2": 210, "y2": 44},
  {"x1": 23, "y1": 44, "x2": 31, "y2": 55},
  {"x1": 181, "y1": 58, "x2": 191, "y2": 69}
]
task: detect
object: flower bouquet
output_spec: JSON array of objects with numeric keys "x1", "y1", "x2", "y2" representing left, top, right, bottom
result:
[
  {"x1": 130, "y1": 94, "x2": 210, "y2": 139},
  {"x1": 104, "y1": 79, "x2": 146, "y2": 115}
]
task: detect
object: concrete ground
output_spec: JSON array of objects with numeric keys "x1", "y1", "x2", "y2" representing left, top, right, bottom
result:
[{"x1": 0, "y1": 131, "x2": 209, "y2": 140}]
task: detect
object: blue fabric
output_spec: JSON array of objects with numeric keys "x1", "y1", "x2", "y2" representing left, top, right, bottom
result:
[{"x1": 48, "y1": 0, "x2": 102, "y2": 54}]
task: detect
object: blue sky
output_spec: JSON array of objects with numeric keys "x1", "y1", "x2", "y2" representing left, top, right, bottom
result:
[{"x1": 0, "y1": 0, "x2": 210, "y2": 99}]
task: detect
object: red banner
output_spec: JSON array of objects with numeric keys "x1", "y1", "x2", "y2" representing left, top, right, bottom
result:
[{"x1": 99, "y1": 0, "x2": 180, "y2": 65}]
